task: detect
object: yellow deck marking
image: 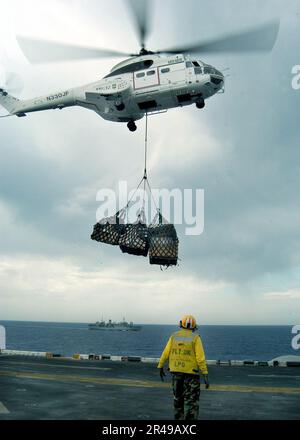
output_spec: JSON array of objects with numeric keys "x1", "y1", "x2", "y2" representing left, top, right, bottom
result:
[
  {"x1": 0, "y1": 370, "x2": 163, "y2": 389},
  {"x1": 0, "y1": 360, "x2": 110, "y2": 372},
  {"x1": 0, "y1": 370, "x2": 300, "y2": 394},
  {"x1": 0, "y1": 402, "x2": 10, "y2": 414},
  {"x1": 209, "y1": 384, "x2": 300, "y2": 394}
]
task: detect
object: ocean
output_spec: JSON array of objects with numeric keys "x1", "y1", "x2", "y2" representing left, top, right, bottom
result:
[{"x1": 0, "y1": 321, "x2": 297, "y2": 361}]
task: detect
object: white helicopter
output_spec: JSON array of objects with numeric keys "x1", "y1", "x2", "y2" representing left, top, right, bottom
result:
[{"x1": 0, "y1": 1, "x2": 279, "y2": 132}]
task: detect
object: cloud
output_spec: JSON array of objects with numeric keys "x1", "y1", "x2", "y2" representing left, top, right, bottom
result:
[
  {"x1": 0, "y1": 254, "x2": 232, "y2": 323},
  {"x1": 265, "y1": 290, "x2": 300, "y2": 300}
]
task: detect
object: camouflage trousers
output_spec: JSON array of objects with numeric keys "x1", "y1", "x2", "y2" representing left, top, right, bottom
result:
[{"x1": 172, "y1": 373, "x2": 201, "y2": 420}]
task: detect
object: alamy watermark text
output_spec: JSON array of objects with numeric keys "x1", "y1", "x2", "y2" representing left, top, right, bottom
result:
[{"x1": 96, "y1": 181, "x2": 204, "y2": 236}]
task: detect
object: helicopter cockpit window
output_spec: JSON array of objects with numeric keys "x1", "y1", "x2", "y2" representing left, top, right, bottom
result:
[
  {"x1": 203, "y1": 66, "x2": 213, "y2": 74},
  {"x1": 203, "y1": 66, "x2": 223, "y2": 76},
  {"x1": 104, "y1": 60, "x2": 154, "y2": 78},
  {"x1": 214, "y1": 69, "x2": 223, "y2": 77},
  {"x1": 192, "y1": 61, "x2": 200, "y2": 67}
]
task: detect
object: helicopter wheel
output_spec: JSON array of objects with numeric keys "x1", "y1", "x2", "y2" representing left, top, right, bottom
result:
[
  {"x1": 196, "y1": 99, "x2": 205, "y2": 109},
  {"x1": 127, "y1": 120, "x2": 137, "y2": 132}
]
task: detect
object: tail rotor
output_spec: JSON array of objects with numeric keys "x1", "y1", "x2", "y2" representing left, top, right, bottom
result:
[
  {"x1": 0, "y1": 69, "x2": 24, "y2": 97},
  {"x1": 0, "y1": 68, "x2": 23, "y2": 116}
]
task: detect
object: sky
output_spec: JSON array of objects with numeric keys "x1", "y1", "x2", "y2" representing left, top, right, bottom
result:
[{"x1": 0, "y1": 0, "x2": 300, "y2": 325}]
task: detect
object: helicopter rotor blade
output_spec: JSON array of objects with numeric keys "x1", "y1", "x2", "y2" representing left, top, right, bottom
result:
[
  {"x1": 158, "y1": 20, "x2": 280, "y2": 55},
  {"x1": 127, "y1": 0, "x2": 150, "y2": 49},
  {"x1": 17, "y1": 37, "x2": 135, "y2": 64}
]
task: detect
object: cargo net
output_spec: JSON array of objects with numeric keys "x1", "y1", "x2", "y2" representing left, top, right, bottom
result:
[
  {"x1": 148, "y1": 212, "x2": 179, "y2": 267},
  {"x1": 91, "y1": 209, "x2": 179, "y2": 267},
  {"x1": 91, "y1": 204, "x2": 150, "y2": 258},
  {"x1": 91, "y1": 114, "x2": 179, "y2": 267},
  {"x1": 119, "y1": 210, "x2": 149, "y2": 257},
  {"x1": 91, "y1": 211, "x2": 126, "y2": 246}
]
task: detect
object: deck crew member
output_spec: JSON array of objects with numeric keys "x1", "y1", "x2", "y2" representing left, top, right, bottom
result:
[{"x1": 157, "y1": 315, "x2": 209, "y2": 420}]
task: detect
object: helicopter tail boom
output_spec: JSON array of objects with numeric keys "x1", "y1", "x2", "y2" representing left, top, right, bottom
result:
[{"x1": 0, "y1": 88, "x2": 76, "y2": 117}]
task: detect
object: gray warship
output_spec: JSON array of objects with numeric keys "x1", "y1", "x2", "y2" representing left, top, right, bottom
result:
[{"x1": 89, "y1": 319, "x2": 142, "y2": 332}]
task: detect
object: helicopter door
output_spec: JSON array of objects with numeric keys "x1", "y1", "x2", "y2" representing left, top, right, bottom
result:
[
  {"x1": 168, "y1": 62, "x2": 186, "y2": 85},
  {"x1": 134, "y1": 68, "x2": 160, "y2": 90}
]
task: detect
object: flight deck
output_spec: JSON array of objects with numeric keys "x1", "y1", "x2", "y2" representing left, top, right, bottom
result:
[{"x1": 0, "y1": 354, "x2": 299, "y2": 420}]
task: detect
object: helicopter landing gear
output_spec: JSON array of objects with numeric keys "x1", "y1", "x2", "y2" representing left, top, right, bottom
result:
[
  {"x1": 127, "y1": 120, "x2": 137, "y2": 132},
  {"x1": 196, "y1": 98, "x2": 205, "y2": 109}
]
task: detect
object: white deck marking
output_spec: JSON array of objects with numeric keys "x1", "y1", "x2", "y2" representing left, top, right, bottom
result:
[
  {"x1": 0, "y1": 402, "x2": 9, "y2": 414},
  {"x1": 249, "y1": 374, "x2": 300, "y2": 379}
]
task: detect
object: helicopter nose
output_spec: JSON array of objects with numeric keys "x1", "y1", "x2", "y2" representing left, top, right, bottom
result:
[{"x1": 210, "y1": 75, "x2": 224, "y2": 87}]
